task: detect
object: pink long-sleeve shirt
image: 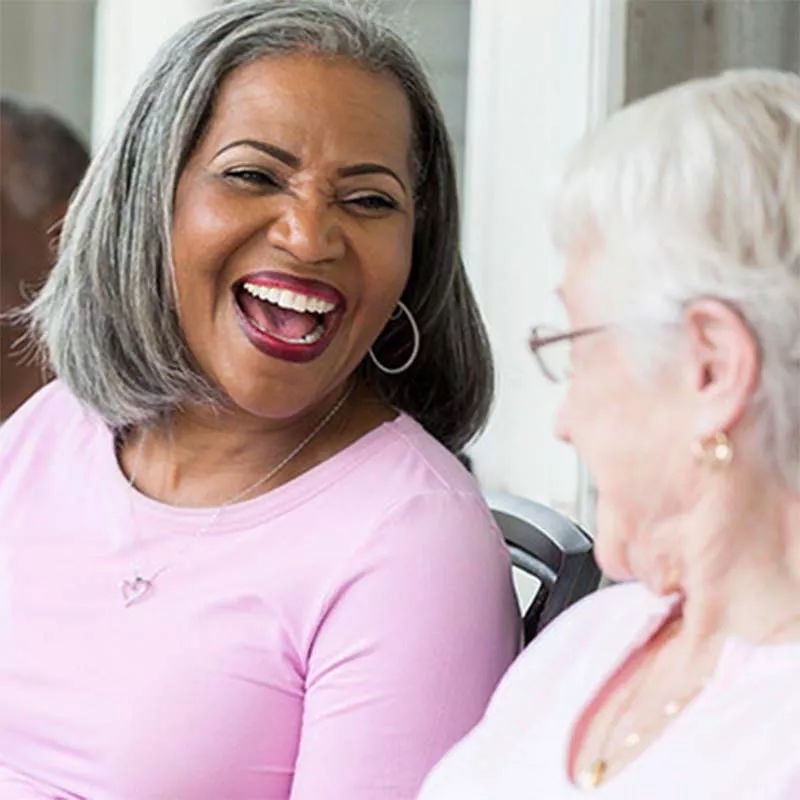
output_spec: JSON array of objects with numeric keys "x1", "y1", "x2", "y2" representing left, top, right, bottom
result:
[
  {"x1": 419, "y1": 582, "x2": 800, "y2": 799},
  {"x1": 0, "y1": 382, "x2": 519, "y2": 800}
]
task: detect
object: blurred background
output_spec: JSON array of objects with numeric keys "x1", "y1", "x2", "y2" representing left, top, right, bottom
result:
[{"x1": 2, "y1": 0, "x2": 799, "y2": 530}]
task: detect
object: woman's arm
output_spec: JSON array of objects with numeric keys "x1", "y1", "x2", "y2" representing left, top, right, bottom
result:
[{"x1": 289, "y1": 491, "x2": 520, "y2": 799}]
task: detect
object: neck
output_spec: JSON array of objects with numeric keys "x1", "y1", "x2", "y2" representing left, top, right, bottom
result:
[
  {"x1": 651, "y1": 470, "x2": 800, "y2": 654},
  {"x1": 120, "y1": 380, "x2": 391, "y2": 507}
]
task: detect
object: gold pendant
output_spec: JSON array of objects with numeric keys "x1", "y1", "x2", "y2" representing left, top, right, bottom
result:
[{"x1": 576, "y1": 759, "x2": 607, "y2": 790}]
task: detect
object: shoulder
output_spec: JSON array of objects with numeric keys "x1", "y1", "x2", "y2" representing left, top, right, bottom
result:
[
  {"x1": 367, "y1": 416, "x2": 500, "y2": 548},
  {"x1": 1, "y1": 379, "x2": 91, "y2": 437},
  {"x1": 324, "y1": 413, "x2": 499, "y2": 547},
  {"x1": 483, "y1": 582, "x2": 666, "y2": 712},
  {"x1": 312, "y1": 414, "x2": 510, "y2": 593},
  {"x1": 0, "y1": 380, "x2": 105, "y2": 470},
  {"x1": 367, "y1": 413, "x2": 484, "y2": 496},
  {"x1": 526, "y1": 581, "x2": 666, "y2": 655},
  {"x1": 550, "y1": 580, "x2": 659, "y2": 628}
]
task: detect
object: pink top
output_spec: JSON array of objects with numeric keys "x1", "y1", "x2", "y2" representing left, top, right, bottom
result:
[
  {"x1": 420, "y1": 582, "x2": 800, "y2": 799},
  {"x1": 0, "y1": 382, "x2": 519, "y2": 800}
]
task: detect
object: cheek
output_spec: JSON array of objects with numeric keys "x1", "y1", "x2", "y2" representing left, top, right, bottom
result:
[
  {"x1": 567, "y1": 377, "x2": 687, "y2": 579},
  {"x1": 562, "y1": 373, "x2": 655, "y2": 518},
  {"x1": 172, "y1": 184, "x2": 251, "y2": 283},
  {"x1": 579, "y1": 388, "x2": 656, "y2": 492},
  {"x1": 170, "y1": 187, "x2": 258, "y2": 345},
  {"x1": 351, "y1": 224, "x2": 414, "y2": 325}
]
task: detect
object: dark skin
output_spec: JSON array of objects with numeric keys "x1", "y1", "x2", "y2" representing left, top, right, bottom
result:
[
  {"x1": 120, "y1": 55, "x2": 417, "y2": 507},
  {"x1": 0, "y1": 123, "x2": 65, "y2": 420}
]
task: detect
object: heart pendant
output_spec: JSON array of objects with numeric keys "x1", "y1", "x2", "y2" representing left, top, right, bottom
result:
[{"x1": 120, "y1": 575, "x2": 152, "y2": 607}]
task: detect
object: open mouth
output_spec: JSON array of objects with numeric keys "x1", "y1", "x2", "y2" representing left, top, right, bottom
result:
[{"x1": 233, "y1": 273, "x2": 345, "y2": 362}]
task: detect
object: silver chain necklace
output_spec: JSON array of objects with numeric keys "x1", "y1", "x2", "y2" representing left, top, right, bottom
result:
[{"x1": 119, "y1": 383, "x2": 355, "y2": 607}]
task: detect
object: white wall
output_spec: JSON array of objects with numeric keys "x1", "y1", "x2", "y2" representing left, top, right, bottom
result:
[
  {"x1": 92, "y1": 0, "x2": 221, "y2": 148},
  {"x1": 91, "y1": 0, "x2": 471, "y2": 167},
  {"x1": 379, "y1": 0, "x2": 471, "y2": 188},
  {"x1": 463, "y1": 0, "x2": 626, "y2": 524},
  {"x1": 0, "y1": 0, "x2": 95, "y2": 142}
]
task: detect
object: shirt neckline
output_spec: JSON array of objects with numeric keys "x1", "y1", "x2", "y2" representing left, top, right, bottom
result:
[
  {"x1": 103, "y1": 412, "x2": 418, "y2": 535},
  {"x1": 562, "y1": 585, "x2": 800, "y2": 793}
]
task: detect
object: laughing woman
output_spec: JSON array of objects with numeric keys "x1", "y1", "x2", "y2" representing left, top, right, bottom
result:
[{"x1": 0, "y1": 2, "x2": 519, "y2": 798}]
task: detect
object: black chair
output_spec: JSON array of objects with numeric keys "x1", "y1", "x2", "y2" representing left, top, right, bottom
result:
[{"x1": 486, "y1": 492, "x2": 602, "y2": 645}]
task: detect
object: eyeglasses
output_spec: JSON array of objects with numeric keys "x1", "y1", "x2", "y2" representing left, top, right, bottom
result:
[{"x1": 528, "y1": 324, "x2": 607, "y2": 383}]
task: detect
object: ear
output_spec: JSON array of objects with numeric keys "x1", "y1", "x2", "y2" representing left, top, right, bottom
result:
[{"x1": 682, "y1": 299, "x2": 760, "y2": 437}]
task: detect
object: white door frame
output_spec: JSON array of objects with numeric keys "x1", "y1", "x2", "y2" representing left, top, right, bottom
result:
[{"x1": 463, "y1": 0, "x2": 627, "y2": 525}]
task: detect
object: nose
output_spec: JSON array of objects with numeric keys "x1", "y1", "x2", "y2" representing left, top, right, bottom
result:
[{"x1": 266, "y1": 195, "x2": 346, "y2": 265}]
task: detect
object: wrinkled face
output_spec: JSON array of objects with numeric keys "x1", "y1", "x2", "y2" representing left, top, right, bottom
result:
[
  {"x1": 554, "y1": 249, "x2": 692, "y2": 582},
  {"x1": 171, "y1": 54, "x2": 415, "y2": 419}
]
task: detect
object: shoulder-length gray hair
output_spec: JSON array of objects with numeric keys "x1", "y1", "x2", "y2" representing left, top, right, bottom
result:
[{"x1": 24, "y1": 0, "x2": 492, "y2": 453}]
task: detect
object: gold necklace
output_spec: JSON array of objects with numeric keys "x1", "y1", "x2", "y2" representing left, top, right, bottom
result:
[{"x1": 576, "y1": 610, "x2": 800, "y2": 790}]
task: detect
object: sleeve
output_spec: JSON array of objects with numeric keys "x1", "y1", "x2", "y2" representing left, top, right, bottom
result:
[{"x1": 288, "y1": 490, "x2": 521, "y2": 800}]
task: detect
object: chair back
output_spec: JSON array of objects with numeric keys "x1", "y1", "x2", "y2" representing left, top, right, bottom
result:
[{"x1": 486, "y1": 492, "x2": 601, "y2": 645}]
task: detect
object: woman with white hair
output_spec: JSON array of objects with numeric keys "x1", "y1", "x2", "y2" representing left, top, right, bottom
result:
[
  {"x1": 0, "y1": 1, "x2": 519, "y2": 798},
  {"x1": 419, "y1": 69, "x2": 800, "y2": 798}
]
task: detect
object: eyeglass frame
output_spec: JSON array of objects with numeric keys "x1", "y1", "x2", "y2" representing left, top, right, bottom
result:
[{"x1": 528, "y1": 324, "x2": 607, "y2": 383}]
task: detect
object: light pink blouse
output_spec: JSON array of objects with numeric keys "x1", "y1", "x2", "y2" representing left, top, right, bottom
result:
[
  {"x1": 419, "y1": 582, "x2": 800, "y2": 799},
  {"x1": 0, "y1": 382, "x2": 520, "y2": 800}
]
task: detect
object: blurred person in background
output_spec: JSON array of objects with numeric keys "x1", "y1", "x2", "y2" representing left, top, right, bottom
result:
[
  {"x1": 0, "y1": 94, "x2": 89, "y2": 419},
  {"x1": 420, "y1": 69, "x2": 800, "y2": 798},
  {"x1": 0, "y1": 2, "x2": 519, "y2": 799}
]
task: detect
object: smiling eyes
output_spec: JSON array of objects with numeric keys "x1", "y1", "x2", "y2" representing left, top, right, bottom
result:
[{"x1": 223, "y1": 168, "x2": 400, "y2": 213}]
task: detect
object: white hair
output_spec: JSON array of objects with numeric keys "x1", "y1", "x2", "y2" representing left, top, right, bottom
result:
[{"x1": 551, "y1": 69, "x2": 800, "y2": 490}]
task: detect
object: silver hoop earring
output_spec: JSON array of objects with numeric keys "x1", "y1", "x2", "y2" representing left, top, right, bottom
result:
[{"x1": 368, "y1": 300, "x2": 420, "y2": 375}]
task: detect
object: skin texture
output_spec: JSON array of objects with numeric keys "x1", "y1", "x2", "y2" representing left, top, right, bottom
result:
[
  {"x1": 121, "y1": 55, "x2": 417, "y2": 506},
  {"x1": 555, "y1": 247, "x2": 800, "y2": 784}
]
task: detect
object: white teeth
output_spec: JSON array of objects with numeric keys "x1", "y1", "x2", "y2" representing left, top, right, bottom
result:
[
  {"x1": 303, "y1": 325, "x2": 325, "y2": 344},
  {"x1": 291, "y1": 294, "x2": 308, "y2": 313},
  {"x1": 278, "y1": 289, "x2": 294, "y2": 309},
  {"x1": 242, "y1": 282, "x2": 337, "y2": 315},
  {"x1": 266, "y1": 286, "x2": 281, "y2": 304}
]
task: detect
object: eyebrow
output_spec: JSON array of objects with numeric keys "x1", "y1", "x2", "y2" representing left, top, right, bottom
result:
[
  {"x1": 338, "y1": 163, "x2": 408, "y2": 195},
  {"x1": 213, "y1": 139, "x2": 409, "y2": 196},
  {"x1": 214, "y1": 139, "x2": 300, "y2": 168}
]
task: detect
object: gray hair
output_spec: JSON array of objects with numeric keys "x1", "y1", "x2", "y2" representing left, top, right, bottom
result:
[
  {"x1": 0, "y1": 94, "x2": 89, "y2": 217},
  {"x1": 551, "y1": 69, "x2": 800, "y2": 490},
  {"x1": 23, "y1": 0, "x2": 492, "y2": 452}
]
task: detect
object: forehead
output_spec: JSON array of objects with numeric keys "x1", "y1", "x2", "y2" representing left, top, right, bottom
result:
[{"x1": 200, "y1": 54, "x2": 414, "y2": 166}]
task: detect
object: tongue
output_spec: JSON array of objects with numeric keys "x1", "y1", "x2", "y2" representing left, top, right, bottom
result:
[{"x1": 239, "y1": 292, "x2": 318, "y2": 340}]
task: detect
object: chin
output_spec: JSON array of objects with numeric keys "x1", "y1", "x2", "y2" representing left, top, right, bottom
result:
[
  {"x1": 196, "y1": 371, "x2": 302, "y2": 422},
  {"x1": 222, "y1": 390, "x2": 313, "y2": 423}
]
